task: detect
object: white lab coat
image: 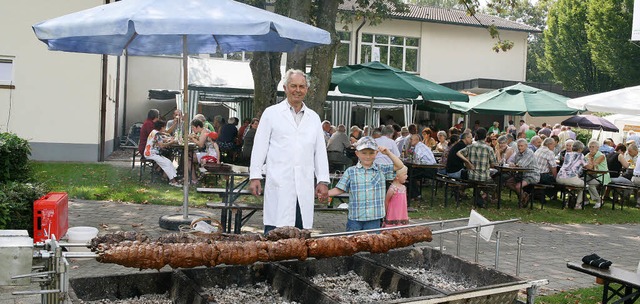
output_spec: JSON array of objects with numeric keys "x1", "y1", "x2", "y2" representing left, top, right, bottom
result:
[{"x1": 250, "y1": 99, "x2": 330, "y2": 228}]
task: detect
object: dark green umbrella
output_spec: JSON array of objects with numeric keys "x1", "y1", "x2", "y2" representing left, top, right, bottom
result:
[
  {"x1": 330, "y1": 61, "x2": 468, "y2": 125},
  {"x1": 450, "y1": 83, "x2": 580, "y2": 116}
]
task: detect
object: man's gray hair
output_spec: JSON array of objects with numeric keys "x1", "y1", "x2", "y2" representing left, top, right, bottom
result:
[
  {"x1": 530, "y1": 135, "x2": 541, "y2": 143},
  {"x1": 460, "y1": 132, "x2": 472, "y2": 140},
  {"x1": 497, "y1": 135, "x2": 507, "y2": 144},
  {"x1": 572, "y1": 140, "x2": 585, "y2": 152},
  {"x1": 506, "y1": 133, "x2": 514, "y2": 141},
  {"x1": 283, "y1": 69, "x2": 310, "y2": 87},
  {"x1": 543, "y1": 137, "x2": 555, "y2": 147},
  {"x1": 382, "y1": 125, "x2": 395, "y2": 136},
  {"x1": 516, "y1": 138, "x2": 528, "y2": 146},
  {"x1": 628, "y1": 143, "x2": 638, "y2": 151}
]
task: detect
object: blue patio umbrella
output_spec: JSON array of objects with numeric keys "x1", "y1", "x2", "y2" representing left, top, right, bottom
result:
[{"x1": 32, "y1": 0, "x2": 330, "y2": 227}]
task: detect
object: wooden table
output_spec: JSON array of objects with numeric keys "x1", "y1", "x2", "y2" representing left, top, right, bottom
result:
[
  {"x1": 197, "y1": 170, "x2": 251, "y2": 233},
  {"x1": 493, "y1": 165, "x2": 533, "y2": 209},
  {"x1": 567, "y1": 262, "x2": 640, "y2": 303}
]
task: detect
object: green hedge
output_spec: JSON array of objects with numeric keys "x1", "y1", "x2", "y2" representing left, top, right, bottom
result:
[
  {"x1": 0, "y1": 182, "x2": 47, "y2": 236},
  {"x1": 0, "y1": 132, "x2": 32, "y2": 183},
  {"x1": 0, "y1": 133, "x2": 44, "y2": 236}
]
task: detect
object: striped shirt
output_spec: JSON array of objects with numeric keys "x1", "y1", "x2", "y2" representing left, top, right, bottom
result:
[
  {"x1": 534, "y1": 146, "x2": 556, "y2": 174},
  {"x1": 336, "y1": 162, "x2": 395, "y2": 221}
]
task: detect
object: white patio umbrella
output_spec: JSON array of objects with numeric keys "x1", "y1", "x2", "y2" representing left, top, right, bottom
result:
[
  {"x1": 567, "y1": 85, "x2": 640, "y2": 115},
  {"x1": 32, "y1": 0, "x2": 330, "y2": 229}
]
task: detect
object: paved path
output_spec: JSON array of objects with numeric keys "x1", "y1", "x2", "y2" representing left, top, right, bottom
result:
[{"x1": 3, "y1": 199, "x2": 640, "y2": 303}]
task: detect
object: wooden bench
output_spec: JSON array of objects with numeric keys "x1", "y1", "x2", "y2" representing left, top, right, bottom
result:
[
  {"x1": 605, "y1": 183, "x2": 638, "y2": 210},
  {"x1": 524, "y1": 183, "x2": 556, "y2": 210},
  {"x1": 559, "y1": 185, "x2": 585, "y2": 209},
  {"x1": 434, "y1": 174, "x2": 469, "y2": 207},
  {"x1": 465, "y1": 180, "x2": 497, "y2": 208},
  {"x1": 567, "y1": 262, "x2": 640, "y2": 303}
]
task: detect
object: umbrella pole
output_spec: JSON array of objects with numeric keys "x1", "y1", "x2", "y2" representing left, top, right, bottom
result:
[
  {"x1": 182, "y1": 35, "x2": 189, "y2": 219},
  {"x1": 370, "y1": 96, "x2": 374, "y2": 127}
]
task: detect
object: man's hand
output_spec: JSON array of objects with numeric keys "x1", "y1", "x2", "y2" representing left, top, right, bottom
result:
[
  {"x1": 315, "y1": 183, "x2": 329, "y2": 202},
  {"x1": 464, "y1": 161, "x2": 475, "y2": 170},
  {"x1": 249, "y1": 179, "x2": 262, "y2": 197}
]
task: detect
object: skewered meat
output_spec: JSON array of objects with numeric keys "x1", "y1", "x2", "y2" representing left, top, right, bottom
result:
[
  {"x1": 95, "y1": 226, "x2": 432, "y2": 270},
  {"x1": 90, "y1": 231, "x2": 148, "y2": 249},
  {"x1": 265, "y1": 226, "x2": 311, "y2": 241}
]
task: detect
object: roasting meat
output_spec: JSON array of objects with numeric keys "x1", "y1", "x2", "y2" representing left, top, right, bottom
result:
[{"x1": 93, "y1": 226, "x2": 432, "y2": 270}]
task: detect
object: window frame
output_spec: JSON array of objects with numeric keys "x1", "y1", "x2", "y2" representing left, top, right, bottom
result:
[
  {"x1": 0, "y1": 57, "x2": 15, "y2": 89},
  {"x1": 359, "y1": 33, "x2": 420, "y2": 74}
]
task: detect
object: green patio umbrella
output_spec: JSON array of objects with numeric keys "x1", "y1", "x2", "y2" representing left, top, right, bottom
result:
[
  {"x1": 451, "y1": 83, "x2": 580, "y2": 116},
  {"x1": 330, "y1": 61, "x2": 468, "y2": 126}
]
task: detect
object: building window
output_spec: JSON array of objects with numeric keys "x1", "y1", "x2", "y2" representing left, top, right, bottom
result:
[
  {"x1": 209, "y1": 51, "x2": 253, "y2": 61},
  {"x1": 334, "y1": 31, "x2": 351, "y2": 67},
  {"x1": 359, "y1": 34, "x2": 419, "y2": 73},
  {"x1": 0, "y1": 57, "x2": 14, "y2": 89}
]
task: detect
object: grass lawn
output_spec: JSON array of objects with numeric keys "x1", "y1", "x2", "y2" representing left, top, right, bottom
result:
[
  {"x1": 31, "y1": 161, "x2": 640, "y2": 224},
  {"x1": 536, "y1": 285, "x2": 605, "y2": 304}
]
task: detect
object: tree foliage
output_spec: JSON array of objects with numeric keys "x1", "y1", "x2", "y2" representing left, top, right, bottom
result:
[
  {"x1": 587, "y1": 0, "x2": 640, "y2": 87},
  {"x1": 543, "y1": 0, "x2": 616, "y2": 92}
]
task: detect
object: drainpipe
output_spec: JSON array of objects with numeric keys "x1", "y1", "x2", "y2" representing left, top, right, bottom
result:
[
  {"x1": 99, "y1": 55, "x2": 107, "y2": 162},
  {"x1": 122, "y1": 52, "x2": 129, "y2": 137},
  {"x1": 354, "y1": 17, "x2": 366, "y2": 63},
  {"x1": 113, "y1": 56, "x2": 121, "y2": 150}
]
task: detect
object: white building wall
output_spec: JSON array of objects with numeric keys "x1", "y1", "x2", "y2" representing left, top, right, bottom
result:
[
  {"x1": 125, "y1": 56, "x2": 182, "y2": 129},
  {"x1": 0, "y1": 0, "x2": 107, "y2": 161},
  {"x1": 339, "y1": 19, "x2": 528, "y2": 83},
  {"x1": 420, "y1": 23, "x2": 528, "y2": 83}
]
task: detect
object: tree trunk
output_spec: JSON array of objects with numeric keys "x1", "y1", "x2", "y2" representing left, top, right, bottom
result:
[
  {"x1": 286, "y1": 0, "x2": 311, "y2": 71},
  {"x1": 307, "y1": 0, "x2": 340, "y2": 119},
  {"x1": 247, "y1": 0, "x2": 287, "y2": 118},
  {"x1": 250, "y1": 52, "x2": 282, "y2": 119}
]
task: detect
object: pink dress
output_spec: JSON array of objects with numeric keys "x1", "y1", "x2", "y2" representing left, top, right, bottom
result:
[{"x1": 383, "y1": 183, "x2": 409, "y2": 227}]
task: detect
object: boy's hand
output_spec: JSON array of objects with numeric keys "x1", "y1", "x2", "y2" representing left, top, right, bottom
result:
[{"x1": 378, "y1": 146, "x2": 389, "y2": 155}]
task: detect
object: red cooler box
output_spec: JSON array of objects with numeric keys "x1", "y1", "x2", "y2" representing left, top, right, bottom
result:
[{"x1": 33, "y1": 192, "x2": 68, "y2": 243}]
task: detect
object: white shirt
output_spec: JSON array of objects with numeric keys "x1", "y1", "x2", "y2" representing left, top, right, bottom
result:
[
  {"x1": 413, "y1": 142, "x2": 436, "y2": 165},
  {"x1": 374, "y1": 136, "x2": 400, "y2": 165}
]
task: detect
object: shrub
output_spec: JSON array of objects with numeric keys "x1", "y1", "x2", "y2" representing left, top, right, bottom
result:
[
  {"x1": 574, "y1": 128, "x2": 592, "y2": 145},
  {"x1": 0, "y1": 182, "x2": 48, "y2": 236},
  {"x1": 0, "y1": 132, "x2": 32, "y2": 183}
]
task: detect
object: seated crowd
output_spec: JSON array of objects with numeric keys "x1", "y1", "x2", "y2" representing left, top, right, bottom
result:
[{"x1": 137, "y1": 109, "x2": 640, "y2": 210}]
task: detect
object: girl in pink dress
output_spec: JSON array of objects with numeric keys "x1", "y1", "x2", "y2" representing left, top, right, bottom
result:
[{"x1": 383, "y1": 166, "x2": 409, "y2": 227}]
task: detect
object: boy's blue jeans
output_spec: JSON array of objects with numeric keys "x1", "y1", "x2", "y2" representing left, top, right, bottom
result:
[{"x1": 346, "y1": 219, "x2": 381, "y2": 232}]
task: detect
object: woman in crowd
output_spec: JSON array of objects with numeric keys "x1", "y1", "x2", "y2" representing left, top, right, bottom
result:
[
  {"x1": 421, "y1": 127, "x2": 437, "y2": 150},
  {"x1": 435, "y1": 130, "x2": 448, "y2": 153},
  {"x1": 242, "y1": 118, "x2": 259, "y2": 161},
  {"x1": 349, "y1": 126, "x2": 362, "y2": 145},
  {"x1": 188, "y1": 119, "x2": 211, "y2": 184},
  {"x1": 584, "y1": 140, "x2": 610, "y2": 209},
  {"x1": 143, "y1": 120, "x2": 181, "y2": 187},
  {"x1": 556, "y1": 139, "x2": 574, "y2": 167},
  {"x1": 556, "y1": 141, "x2": 586, "y2": 209},
  {"x1": 495, "y1": 135, "x2": 514, "y2": 165}
]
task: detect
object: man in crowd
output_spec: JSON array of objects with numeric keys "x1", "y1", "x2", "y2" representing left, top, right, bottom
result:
[
  {"x1": 322, "y1": 120, "x2": 332, "y2": 144},
  {"x1": 506, "y1": 138, "x2": 539, "y2": 208},
  {"x1": 249, "y1": 69, "x2": 329, "y2": 234},
  {"x1": 525, "y1": 125, "x2": 537, "y2": 141},
  {"x1": 326, "y1": 124, "x2": 353, "y2": 171},
  {"x1": 456, "y1": 128, "x2": 497, "y2": 207},
  {"x1": 518, "y1": 120, "x2": 529, "y2": 135},
  {"x1": 599, "y1": 139, "x2": 615, "y2": 155},
  {"x1": 528, "y1": 135, "x2": 542, "y2": 152},
  {"x1": 534, "y1": 137, "x2": 558, "y2": 186},
  {"x1": 407, "y1": 134, "x2": 436, "y2": 201},
  {"x1": 627, "y1": 130, "x2": 640, "y2": 144},
  {"x1": 374, "y1": 125, "x2": 401, "y2": 165},
  {"x1": 395, "y1": 126, "x2": 411, "y2": 155},
  {"x1": 446, "y1": 132, "x2": 472, "y2": 179},
  {"x1": 538, "y1": 122, "x2": 552, "y2": 137}
]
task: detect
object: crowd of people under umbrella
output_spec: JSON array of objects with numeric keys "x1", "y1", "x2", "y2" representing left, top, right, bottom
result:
[{"x1": 135, "y1": 102, "x2": 640, "y2": 210}]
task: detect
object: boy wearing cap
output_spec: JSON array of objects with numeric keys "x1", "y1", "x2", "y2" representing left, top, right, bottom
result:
[{"x1": 328, "y1": 136, "x2": 406, "y2": 232}]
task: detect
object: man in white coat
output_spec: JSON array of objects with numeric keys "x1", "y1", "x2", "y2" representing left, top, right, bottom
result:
[{"x1": 249, "y1": 69, "x2": 330, "y2": 234}]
